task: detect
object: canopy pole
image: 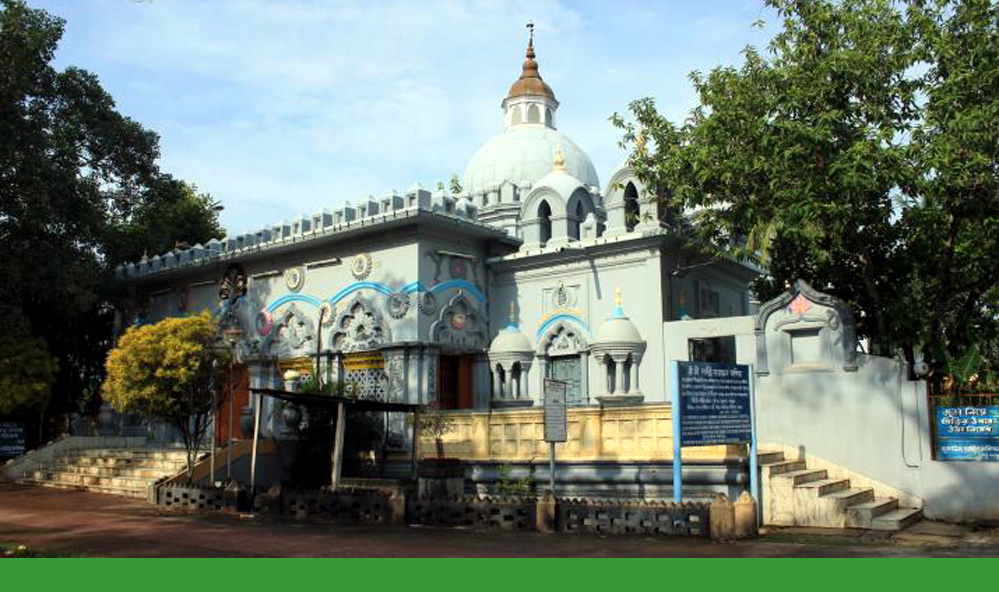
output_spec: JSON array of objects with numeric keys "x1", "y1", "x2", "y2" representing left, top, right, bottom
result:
[
  {"x1": 331, "y1": 401, "x2": 346, "y2": 491},
  {"x1": 250, "y1": 392, "x2": 262, "y2": 499}
]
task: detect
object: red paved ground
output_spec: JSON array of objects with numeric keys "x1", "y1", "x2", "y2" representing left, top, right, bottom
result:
[{"x1": 1, "y1": 483, "x2": 996, "y2": 558}]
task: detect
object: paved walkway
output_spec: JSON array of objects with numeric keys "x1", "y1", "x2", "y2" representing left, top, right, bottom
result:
[{"x1": 1, "y1": 484, "x2": 997, "y2": 558}]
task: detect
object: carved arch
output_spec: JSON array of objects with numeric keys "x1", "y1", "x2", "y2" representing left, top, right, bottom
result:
[
  {"x1": 263, "y1": 303, "x2": 315, "y2": 359},
  {"x1": 603, "y1": 166, "x2": 647, "y2": 208},
  {"x1": 329, "y1": 294, "x2": 392, "y2": 353},
  {"x1": 430, "y1": 292, "x2": 487, "y2": 350},
  {"x1": 520, "y1": 185, "x2": 566, "y2": 221},
  {"x1": 537, "y1": 319, "x2": 589, "y2": 357}
]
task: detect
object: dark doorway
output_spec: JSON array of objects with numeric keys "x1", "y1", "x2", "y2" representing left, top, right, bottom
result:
[
  {"x1": 438, "y1": 354, "x2": 475, "y2": 410},
  {"x1": 216, "y1": 365, "x2": 249, "y2": 445}
]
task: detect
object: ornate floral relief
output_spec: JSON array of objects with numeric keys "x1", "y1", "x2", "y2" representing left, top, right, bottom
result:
[
  {"x1": 264, "y1": 304, "x2": 315, "y2": 359},
  {"x1": 431, "y1": 295, "x2": 486, "y2": 349},
  {"x1": 387, "y1": 293, "x2": 411, "y2": 319},
  {"x1": 351, "y1": 252, "x2": 374, "y2": 280},
  {"x1": 539, "y1": 320, "x2": 588, "y2": 356},
  {"x1": 330, "y1": 297, "x2": 391, "y2": 353}
]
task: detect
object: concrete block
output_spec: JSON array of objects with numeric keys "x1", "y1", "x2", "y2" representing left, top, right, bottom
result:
[
  {"x1": 536, "y1": 492, "x2": 557, "y2": 533},
  {"x1": 710, "y1": 493, "x2": 735, "y2": 540},
  {"x1": 734, "y1": 491, "x2": 758, "y2": 538}
]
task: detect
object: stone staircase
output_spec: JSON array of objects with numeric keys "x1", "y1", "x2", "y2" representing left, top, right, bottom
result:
[
  {"x1": 17, "y1": 448, "x2": 190, "y2": 499},
  {"x1": 759, "y1": 451, "x2": 922, "y2": 531}
]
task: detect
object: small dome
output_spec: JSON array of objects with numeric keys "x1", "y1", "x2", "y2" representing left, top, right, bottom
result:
[
  {"x1": 594, "y1": 316, "x2": 643, "y2": 344},
  {"x1": 531, "y1": 168, "x2": 587, "y2": 199},
  {"x1": 593, "y1": 288, "x2": 644, "y2": 345},
  {"x1": 490, "y1": 324, "x2": 533, "y2": 354},
  {"x1": 465, "y1": 126, "x2": 599, "y2": 196}
]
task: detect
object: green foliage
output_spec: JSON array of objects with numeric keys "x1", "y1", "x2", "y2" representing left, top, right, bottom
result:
[
  {"x1": 410, "y1": 403, "x2": 457, "y2": 458},
  {"x1": 613, "y1": 0, "x2": 999, "y2": 366},
  {"x1": 449, "y1": 173, "x2": 463, "y2": 196},
  {"x1": 0, "y1": 0, "x2": 224, "y2": 430},
  {"x1": 496, "y1": 462, "x2": 536, "y2": 497},
  {"x1": 0, "y1": 332, "x2": 57, "y2": 417},
  {"x1": 102, "y1": 312, "x2": 226, "y2": 478}
]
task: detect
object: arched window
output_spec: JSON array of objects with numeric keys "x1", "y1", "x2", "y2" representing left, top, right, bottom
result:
[
  {"x1": 527, "y1": 104, "x2": 541, "y2": 123},
  {"x1": 624, "y1": 182, "x2": 640, "y2": 232},
  {"x1": 511, "y1": 106, "x2": 523, "y2": 126},
  {"x1": 545, "y1": 106, "x2": 553, "y2": 127},
  {"x1": 571, "y1": 200, "x2": 584, "y2": 240},
  {"x1": 538, "y1": 200, "x2": 552, "y2": 245}
]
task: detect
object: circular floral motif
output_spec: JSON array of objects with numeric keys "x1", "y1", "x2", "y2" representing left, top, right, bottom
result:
[
  {"x1": 255, "y1": 309, "x2": 274, "y2": 337},
  {"x1": 351, "y1": 252, "x2": 373, "y2": 280},
  {"x1": 450, "y1": 311, "x2": 467, "y2": 331},
  {"x1": 387, "y1": 293, "x2": 411, "y2": 319},
  {"x1": 418, "y1": 291, "x2": 439, "y2": 316},
  {"x1": 284, "y1": 266, "x2": 305, "y2": 292},
  {"x1": 318, "y1": 302, "x2": 335, "y2": 326}
]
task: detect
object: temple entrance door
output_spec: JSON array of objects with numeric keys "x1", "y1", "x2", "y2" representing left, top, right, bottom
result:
[
  {"x1": 548, "y1": 356, "x2": 582, "y2": 404},
  {"x1": 438, "y1": 354, "x2": 475, "y2": 410},
  {"x1": 216, "y1": 365, "x2": 249, "y2": 445}
]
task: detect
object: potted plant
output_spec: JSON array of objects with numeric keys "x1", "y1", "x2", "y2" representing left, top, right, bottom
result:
[{"x1": 412, "y1": 403, "x2": 462, "y2": 498}]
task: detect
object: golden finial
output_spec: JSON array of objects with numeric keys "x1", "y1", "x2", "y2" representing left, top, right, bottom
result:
[
  {"x1": 509, "y1": 301, "x2": 516, "y2": 324},
  {"x1": 553, "y1": 146, "x2": 567, "y2": 173},
  {"x1": 614, "y1": 286, "x2": 622, "y2": 307},
  {"x1": 527, "y1": 20, "x2": 535, "y2": 51},
  {"x1": 635, "y1": 128, "x2": 647, "y2": 152}
]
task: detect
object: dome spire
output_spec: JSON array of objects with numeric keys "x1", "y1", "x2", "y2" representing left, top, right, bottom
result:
[{"x1": 505, "y1": 23, "x2": 556, "y2": 103}]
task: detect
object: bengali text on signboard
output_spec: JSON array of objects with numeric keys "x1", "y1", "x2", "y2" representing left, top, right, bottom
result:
[
  {"x1": 0, "y1": 422, "x2": 26, "y2": 457},
  {"x1": 677, "y1": 361, "x2": 752, "y2": 446},
  {"x1": 936, "y1": 405, "x2": 999, "y2": 461}
]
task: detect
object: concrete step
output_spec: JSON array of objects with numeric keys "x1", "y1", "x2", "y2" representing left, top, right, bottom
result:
[
  {"x1": 777, "y1": 468, "x2": 827, "y2": 486},
  {"x1": 28, "y1": 470, "x2": 158, "y2": 491},
  {"x1": 794, "y1": 477, "x2": 850, "y2": 497},
  {"x1": 45, "y1": 464, "x2": 170, "y2": 479},
  {"x1": 762, "y1": 459, "x2": 806, "y2": 477},
  {"x1": 19, "y1": 479, "x2": 148, "y2": 499},
  {"x1": 758, "y1": 451, "x2": 785, "y2": 464},
  {"x1": 846, "y1": 497, "x2": 899, "y2": 528},
  {"x1": 871, "y1": 507, "x2": 923, "y2": 531},
  {"x1": 52, "y1": 459, "x2": 187, "y2": 474},
  {"x1": 58, "y1": 455, "x2": 188, "y2": 468},
  {"x1": 65, "y1": 448, "x2": 189, "y2": 461}
]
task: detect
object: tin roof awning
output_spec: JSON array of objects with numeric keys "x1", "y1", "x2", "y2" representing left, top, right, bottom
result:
[{"x1": 250, "y1": 388, "x2": 421, "y2": 413}]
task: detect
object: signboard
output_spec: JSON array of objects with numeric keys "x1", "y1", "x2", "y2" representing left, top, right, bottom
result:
[
  {"x1": 936, "y1": 406, "x2": 999, "y2": 461},
  {"x1": 677, "y1": 361, "x2": 752, "y2": 446},
  {"x1": 342, "y1": 352, "x2": 385, "y2": 371},
  {"x1": 543, "y1": 378, "x2": 568, "y2": 443},
  {"x1": 671, "y1": 360, "x2": 758, "y2": 516},
  {"x1": 0, "y1": 422, "x2": 26, "y2": 458}
]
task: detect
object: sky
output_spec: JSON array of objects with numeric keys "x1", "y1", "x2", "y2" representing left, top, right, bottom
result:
[{"x1": 32, "y1": 0, "x2": 777, "y2": 235}]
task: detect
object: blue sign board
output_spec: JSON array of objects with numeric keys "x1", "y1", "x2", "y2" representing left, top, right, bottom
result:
[
  {"x1": 677, "y1": 361, "x2": 752, "y2": 446},
  {"x1": 0, "y1": 422, "x2": 25, "y2": 458},
  {"x1": 936, "y1": 406, "x2": 999, "y2": 461}
]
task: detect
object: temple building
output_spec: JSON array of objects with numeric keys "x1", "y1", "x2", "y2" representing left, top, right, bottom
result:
[{"x1": 115, "y1": 30, "x2": 757, "y2": 493}]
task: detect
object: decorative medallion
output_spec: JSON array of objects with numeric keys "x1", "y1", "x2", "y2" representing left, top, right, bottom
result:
[
  {"x1": 284, "y1": 266, "x2": 305, "y2": 292},
  {"x1": 255, "y1": 309, "x2": 274, "y2": 337},
  {"x1": 419, "y1": 291, "x2": 439, "y2": 315},
  {"x1": 555, "y1": 285, "x2": 570, "y2": 307},
  {"x1": 450, "y1": 311, "x2": 467, "y2": 331},
  {"x1": 387, "y1": 293, "x2": 411, "y2": 319},
  {"x1": 175, "y1": 287, "x2": 190, "y2": 312},
  {"x1": 351, "y1": 252, "x2": 373, "y2": 280},
  {"x1": 318, "y1": 302, "x2": 335, "y2": 326},
  {"x1": 449, "y1": 257, "x2": 468, "y2": 279}
]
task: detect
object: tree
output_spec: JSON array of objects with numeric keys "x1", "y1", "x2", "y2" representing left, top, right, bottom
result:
[
  {"x1": 613, "y1": 0, "x2": 999, "y2": 370},
  {"x1": 0, "y1": 0, "x2": 224, "y2": 432},
  {"x1": 102, "y1": 313, "x2": 227, "y2": 479},
  {"x1": 0, "y1": 332, "x2": 57, "y2": 418}
]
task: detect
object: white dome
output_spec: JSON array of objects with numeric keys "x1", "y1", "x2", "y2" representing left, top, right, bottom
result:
[
  {"x1": 490, "y1": 325, "x2": 533, "y2": 354},
  {"x1": 594, "y1": 315, "x2": 643, "y2": 345},
  {"x1": 464, "y1": 126, "x2": 599, "y2": 196}
]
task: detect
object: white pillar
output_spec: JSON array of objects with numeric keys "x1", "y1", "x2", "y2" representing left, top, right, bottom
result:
[
  {"x1": 614, "y1": 358, "x2": 625, "y2": 395},
  {"x1": 629, "y1": 358, "x2": 640, "y2": 394}
]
